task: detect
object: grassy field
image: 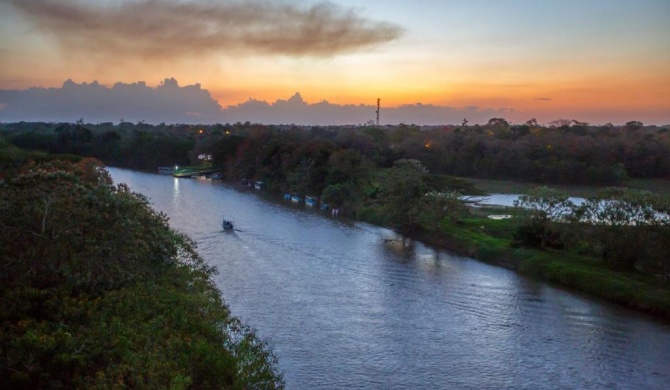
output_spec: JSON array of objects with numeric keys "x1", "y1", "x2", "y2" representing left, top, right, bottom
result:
[
  {"x1": 464, "y1": 177, "x2": 670, "y2": 200},
  {"x1": 625, "y1": 179, "x2": 670, "y2": 201}
]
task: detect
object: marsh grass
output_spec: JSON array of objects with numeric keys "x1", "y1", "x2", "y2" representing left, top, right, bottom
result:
[{"x1": 466, "y1": 177, "x2": 670, "y2": 201}]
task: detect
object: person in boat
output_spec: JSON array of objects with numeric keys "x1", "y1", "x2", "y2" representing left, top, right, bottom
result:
[{"x1": 222, "y1": 219, "x2": 233, "y2": 230}]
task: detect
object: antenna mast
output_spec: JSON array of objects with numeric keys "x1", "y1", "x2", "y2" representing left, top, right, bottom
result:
[{"x1": 376, "y1": 98, "x2": 380, "y2": 126}]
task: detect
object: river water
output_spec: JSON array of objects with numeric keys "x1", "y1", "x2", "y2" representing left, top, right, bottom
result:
[{"x1": 108, "y1": 168, "x2": 669, "y2": 390}]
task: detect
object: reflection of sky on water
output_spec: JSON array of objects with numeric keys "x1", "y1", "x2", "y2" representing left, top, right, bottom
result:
[
  {"x1": 481, "y1": 194, "x2": 585, "y2": 208},
  {"x1": 172, "y1": 177, "x2": 180, "y2": 206}
]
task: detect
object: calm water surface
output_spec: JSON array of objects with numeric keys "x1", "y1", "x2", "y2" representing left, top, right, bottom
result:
[
  {"x1": 481, "y1": 194, "x2": 585, "y2": 208},
  {"x1": 109, "y1": 168, "x2": 670, "y2": 390}
]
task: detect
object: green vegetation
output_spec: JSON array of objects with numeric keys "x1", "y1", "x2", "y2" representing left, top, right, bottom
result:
[
  {"x1": 0, "y1": 159, "x2": 283, "y2": 389},
  {"x1": 2, "y1": 119, "x2": 669, "y2": 187},
  {"x1": 2, "y1": 121, "x2": 195, "y2": 172},
  {"x1": 2, "y1": 119, "x2": 670, "y2": 320}
]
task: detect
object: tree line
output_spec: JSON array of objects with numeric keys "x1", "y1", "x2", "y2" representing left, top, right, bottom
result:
[{"x1": 1, "y1": 119, "x2": 669, "y2": 185}]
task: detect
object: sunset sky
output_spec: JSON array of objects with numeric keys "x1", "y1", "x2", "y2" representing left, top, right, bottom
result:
[{"x1": 1, "y1": 0, "x2": 669, "y2": 124}]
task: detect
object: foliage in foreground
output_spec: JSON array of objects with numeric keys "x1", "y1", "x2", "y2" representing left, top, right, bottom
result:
[{"x1": 0, "y1": 159, "x2": 283, "y2": 389}]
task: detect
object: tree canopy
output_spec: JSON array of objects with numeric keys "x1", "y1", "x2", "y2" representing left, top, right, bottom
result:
[{"x1": 0, "y1": 159, "x2": 283, "y2": 389}]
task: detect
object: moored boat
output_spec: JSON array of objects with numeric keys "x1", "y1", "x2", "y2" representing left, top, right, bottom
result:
[{"x1": 305, "y1": 196, "x2": 318, "y2": 207}]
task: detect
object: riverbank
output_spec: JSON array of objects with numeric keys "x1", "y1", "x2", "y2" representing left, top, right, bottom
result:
[
  {"x1": 228, "y1": 178, "x2": 670, "y2": 320},
  {"x1": 335, "y1": 186, "x2": 670, "y2": 319},
  {"x1": 386, "y1": 211, "x2": 670, "y2": 320}
]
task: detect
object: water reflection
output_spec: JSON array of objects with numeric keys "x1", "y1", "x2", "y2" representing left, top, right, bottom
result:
[{"x1": 172, "y1": 177, "x2": 180, "y2": 206}]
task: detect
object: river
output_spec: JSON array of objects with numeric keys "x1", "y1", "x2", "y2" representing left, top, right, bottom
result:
[{"x1": 108, "y1": 168, "x2": 669, "y2": 390}]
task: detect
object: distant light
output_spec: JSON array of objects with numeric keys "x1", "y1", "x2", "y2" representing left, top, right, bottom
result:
[{"x1": 175, "y1": 165, "x2": 179, "y2": 170}]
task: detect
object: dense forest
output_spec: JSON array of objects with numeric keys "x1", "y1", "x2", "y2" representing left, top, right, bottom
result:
[
  {"x1": 0, "y1": 158, "x2": 283, "y2": 388},
  {"x1": 1, "y1": 119, "x2": 669, "y2": 186}
]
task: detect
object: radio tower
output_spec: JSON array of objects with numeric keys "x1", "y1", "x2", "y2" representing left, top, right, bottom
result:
[{"x1": 376, "y1": 98, "x2": 380, "y2": 126}]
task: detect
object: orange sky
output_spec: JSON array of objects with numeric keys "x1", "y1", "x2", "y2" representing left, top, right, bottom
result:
[{"x1": 1, "y1": 0, "x2": 669, "y2": 124}]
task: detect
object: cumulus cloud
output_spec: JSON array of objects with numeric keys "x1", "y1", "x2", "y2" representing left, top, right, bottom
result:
[
  {"x1": 4, "y1": 0, "x2": 403, "y2": 58},
  {"x1": 0, "y1": 79, "x2": 512, "y2": 125},
  {"x1": 0, "y1": 78, "x2": 223, "y2": 124},
  {"x1": 4, "y1": 79, "x2": 666, "y2": 125},
  {"x1": 224, "y1": 94, "x2": 512, "y2": 125}
]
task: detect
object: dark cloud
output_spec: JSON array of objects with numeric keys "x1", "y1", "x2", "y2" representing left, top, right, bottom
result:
[
  {"x1": 534, "y1": 97, "x2": 552, "y2": 101},
  {"x1": 0, "y1": 79, "x2": 512, "y2": 125},
  {"x1": 5, "y1": 0, "x2": 403, "y2": 58}
]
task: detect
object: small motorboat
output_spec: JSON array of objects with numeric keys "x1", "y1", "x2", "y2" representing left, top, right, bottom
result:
[{"x1": 222, "y1": 219, "x2": 234, "y2": 230}]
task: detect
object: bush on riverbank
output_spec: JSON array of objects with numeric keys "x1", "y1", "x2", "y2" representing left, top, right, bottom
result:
[
  {"x1": 0, "y1": 159, "x2": 283, "y2": 388},
  {"x1": 508, "y1": 187, "x2": 670, "y2": 278}
]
